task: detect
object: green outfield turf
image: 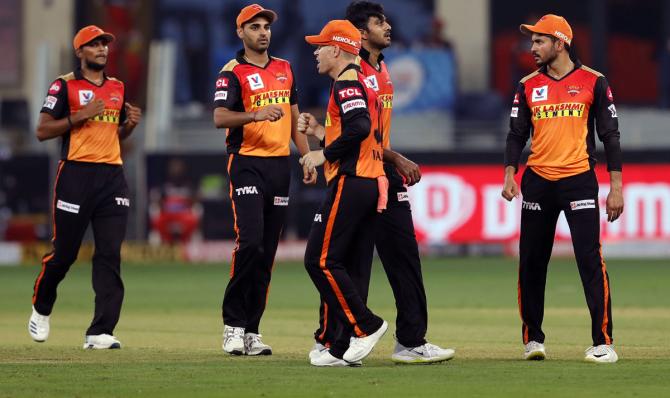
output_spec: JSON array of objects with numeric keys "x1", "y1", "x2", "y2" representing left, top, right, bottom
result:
[{"x1": 1, "y1": 257, "x2": 669, "y2": 397}]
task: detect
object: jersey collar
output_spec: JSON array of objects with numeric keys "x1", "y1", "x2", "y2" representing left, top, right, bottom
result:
[
  {"x1": 539, "y1": 59, "x2": 582, "y2": 81},
  {"x1": 74, "y1": 67, "x2": 108, "y2": 87},
  {"x1": 359, "y1": 47, "x2": 384, "y2": 71},
  {"x1": 236, "y1": 49, "x2": 273, "y2": 69}
]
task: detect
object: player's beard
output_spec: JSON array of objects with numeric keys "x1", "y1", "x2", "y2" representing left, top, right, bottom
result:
[
  {"x1": 86, "y1": 59, "x2": 106, "y2": 71},
  {"x1": 535, "y1": 50, "x2": 557, "y2": 67}
]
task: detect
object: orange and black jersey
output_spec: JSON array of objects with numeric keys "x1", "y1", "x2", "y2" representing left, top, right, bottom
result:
[
  {"x1": 504, "y1": 61, "x2": 622, "y2": 181},
  {"x1": 40, "y1": 68, "x2": 127, "y2": 165},
  {"x1": 358, "y1": 48, "x2": 405, "y2": 191},
  {"x1": 213, "y1": 50, "x2": 297, "y2": 157},
  {"x1": 322, "y1": 63, "x2": 384, "y2": 184}
]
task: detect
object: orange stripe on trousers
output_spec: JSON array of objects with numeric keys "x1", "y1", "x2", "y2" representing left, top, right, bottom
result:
[
  {"x1": 318, "y1": 303, "x2": 329, "y2": 342},
  {"x1": 33, "y1": 161, "x2": 65, "y2": 304},
  {"x1": 319, "y1": 176, "x2": 365, "y2": 337},
  {"x1": 598, "y1": 245, "x2": 612, "y2": 345},
  {"x1": 227, "y1": 154, "x2": 240, "y2": 278}
]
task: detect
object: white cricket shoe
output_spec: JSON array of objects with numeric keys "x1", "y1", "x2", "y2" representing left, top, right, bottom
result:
[
  {"x1": 308, "y1": 342, "x2": 328, "y2": 361},
  {"x1": 222, "y1": 325, "x2": 245, "y2": 355},
  {"x1": 391, "y1": 342, "x2": 456, "y2": 364},
  {"x1": 244, "y1": 333, "x2": 272, "y2": 356},
  {"x1": 523, "y1": 341, "x2": 546, "y2": 360},
  {"x1": 310, "y1": 349, "x2": 361, "y2": 367},
  {"x1": 83, "y1": 334, "x2": 121, "y2": 349},
  {"x1": 342, "y1": 320, "x2": 388, "y2": 363},
  {"x1": 28, "y1": 306, "x2": 50, "y2": 342},
  {"x1": 584, "y1": 345, "x2": 618, "y2": 363}
]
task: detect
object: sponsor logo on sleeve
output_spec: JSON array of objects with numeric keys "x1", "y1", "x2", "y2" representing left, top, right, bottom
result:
[
  {"x1": 338, "y1": 87, "x2": 363, "y2": 100},
  {"x1": 397, "y1": 192, "x2": 409, "y2": 202},
  {"x1": 531, "y1": 85, "x2": 548, "y2": 102},
  {"x1": 510, "y1": 107, "x2": 519, "y2": 118},
  {"x1": 214, "y1": 90, "x2": 228, "y2": 101},
  {"x1": 513, "y1": 93, "x2": 520, "y2": 104},
  {"x1": 607, "y1": 87, "x2": 614, "y2": 102},
  {"x1": 48, "y1": 81, "x2": 61, "y2": 94},
  {"x1": 216, "y1": 77, "x2": 228, "y2": 89},
  {"x1": 570, "y1": 199, "x2": 596, "y2": 210},
  {"x1": 43, "y1": 95, "x2": 57, "y2": 110},
  {"x1": 78, "y1": 90, "x2": 94, "y2": 106},
  {"x1": 56, "y1": 199, "x2": 80, "y2": 214},
  {"x1": 608, "y1": 104, "x2": 617, "y2": 118},
  {"x1": 341, "y1": 99, "x2": 366, "y2": 113},
  {"x1": 247, "y1": 73, "x2": 264, "y2": 90},
  {"x1": 273, "y1": 196, "x2": 289, "y2": 206},
  {"x1": 314, "y1": 213, "x2": 322, "y2": 222}
]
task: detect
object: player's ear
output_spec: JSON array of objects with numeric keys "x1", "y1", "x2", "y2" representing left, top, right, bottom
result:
[
  {"x1": 75, "y1": 47, "x2": 83, "y2": 59},
  {"x1": 359, "y1": 28, "x2": 368, "y2": 41},
  {"x1": 236, "y1": 27, "x2": 244, "y2": 39}
]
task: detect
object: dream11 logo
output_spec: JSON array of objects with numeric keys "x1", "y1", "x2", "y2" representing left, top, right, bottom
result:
[{"x1": 408, "y1": 173, "x2": 476, "y2": 243}]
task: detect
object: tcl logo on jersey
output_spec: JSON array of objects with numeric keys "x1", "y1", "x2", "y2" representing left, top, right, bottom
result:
[
  {"x1": 314, "y1": 213, "x2": 322, "y2": 222},
  {"x1": 115, "y1": 197, "x2": 130, "y2": 207},
  {"x1": 513, "y1": 93, "x2": 520, "y2": 104},
  {"x1": 570, "y1": 199, "x2": 595, "y2": 210},
  {"x1": 49, "y1": 81, "x2": 61, "y2": 94},
  {"x1": 235, "y1": 186, "x2": 259, "y2": 196},
  {"x1": 607, "y1": 87, "x2": 614, "y2": 102},
  {"x1": 216, "y1": 77, "x2": 228, "y2": 89},
  {"x1": 531, "y1": 86, "x2": 548, "y2": 102},
  {"x1": 338, "y1": 87, "x2": 362, "y2": 100},
  {"x1": 247, "y1": 73, "x2": 264, "y2": 90},
  {"x1": 79, "y1": 90, "x2": 94, "y2": 105},
  {"x1": 364, "y1": 75, "x2": 379, "y2": 91},
  {"x1": 522, "y1": 201, "x2": 541, "y2": 211}
]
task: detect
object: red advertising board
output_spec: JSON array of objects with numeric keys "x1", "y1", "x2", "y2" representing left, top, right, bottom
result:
[{"x1": 407, "y1": 164, "x2": 670, "y2": 244}]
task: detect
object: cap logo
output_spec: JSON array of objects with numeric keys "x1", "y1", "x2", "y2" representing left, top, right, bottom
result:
[
  {"x1": 554, "y1": 30, "x2": 570, "y2": 43},
  {"x1": 332, "y1": 35, "x2": 359, "y2": 48}
]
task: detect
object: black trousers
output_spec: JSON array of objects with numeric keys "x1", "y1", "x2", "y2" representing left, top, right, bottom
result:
[
  {"x1": 222, "y1": 154, "x2": 289, "y2": 333},
  {"x1": 32, "y1": 160, "x2": 129, "y2": 335},
  {"x1": 305, "y1": 175, "x2": 384, "y2": 358},
  {"x1": 518, "y1": 167, "x2": 613, "y2": 346},
  {"x1": 314, "y1": 174, "x2": 428, "y2": 348}
]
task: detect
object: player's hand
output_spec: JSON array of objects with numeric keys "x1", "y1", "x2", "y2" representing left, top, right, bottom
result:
[
  {"x1": 124, "y1": 102, "x2": 142, "y2": 127},
  {"x1": 254, "y1": 105, "x2": 284, "y2": 122},
  {"x1": 605, "y1": 188, "x2": 624, "y2": 222},
  {"x1": 394, "y1": 154, "x2": 421, "y2": 186},
  {"x1": 300, "y1": 150, "x2": 326, "y2": 172},
  {"x1": 302, "y1": 161, "x2": 318, "y2": 185},
  {"x1": 76, "y1": 97, "x2": 105, "y2": 121},
  {"x1": 297, "y1": 113, "x2": 319, "y2": 135},
  {"x1": 501, "y1": 176, "x2": 519, "y2": 201}
]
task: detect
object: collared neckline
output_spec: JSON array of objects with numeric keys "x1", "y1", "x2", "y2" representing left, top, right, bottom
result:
[
  {"x1": 235, "y1": 49, "x2": 273, "y2": 69},
  {"x1": 358, "y1": 47, "x2": 384, "y2": 72},
  {"x1": 540, "y1": 59, "x2": 582, "y2": 81},
  {"x1": 74, "y1": 67, "x2": 108, "y2": 87}
]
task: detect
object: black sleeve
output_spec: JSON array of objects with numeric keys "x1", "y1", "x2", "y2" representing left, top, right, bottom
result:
[
  {"x1": 40, "y1": 78, "x2": 69, "y2": 120},
  {"x1": 593, "y1": 76, "x2": 622, "y2": 171},
  {"x1": 289, "y1": 64, "x2": 298, "y2": 105},
  {"x1": 323, "y1": 80, "x2": 371, "y2": 162},
  {"x1": 119, "y1": 91, "x2": 127, "y2": 125},
  {"x1": 504, "y1": 82, "x2": 532, "y2": 172},
  {"x1": 213, "y1": 70, "x2": 241, "y2": 110}
]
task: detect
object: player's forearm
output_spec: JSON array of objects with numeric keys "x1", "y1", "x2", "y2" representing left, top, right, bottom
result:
[
  {"x1": 504, "y1": 165, "x2": 517, "y2": 180},
  {"x1": 383, "y1": 148, "x2": 398, "y2": 164},
  {"x1": 609, "y1": 170, "x2": 622, "y2": 191},
  {"x1": 35, "y1": 116, "x2": 75, "y2": 141},
  {"x1": 291, "y1": 128, "x2": 310, "y2": 156},
  {"x1": 213, "y1": 107, "x2": 256, "y2": 129}
]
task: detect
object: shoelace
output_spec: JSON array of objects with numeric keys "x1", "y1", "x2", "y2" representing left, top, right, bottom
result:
[
  {"x1": 225, "y1": 328, "x2": 244, "y2": 342},
  {"x1": 246, "y1": 334, "x2": 264, "y2": 346}
]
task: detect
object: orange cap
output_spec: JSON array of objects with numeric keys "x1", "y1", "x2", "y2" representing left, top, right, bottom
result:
[
  {"x1": 520, "y1": 14, "x2": 573, "y2": 46},
  {"x1": 73, "y1": 25, "x2": 115, "y2": 50},
  {"x1": 236, "y1": 4, "x2": 277, "y2": 28},
  {"x1": 305, "y1": 20, "x2": 361, "y2": 55}
]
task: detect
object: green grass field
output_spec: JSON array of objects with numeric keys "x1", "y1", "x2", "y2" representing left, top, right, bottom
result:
[{"x1": 1, "y1": 257, "x2": 669, "y2": 397}]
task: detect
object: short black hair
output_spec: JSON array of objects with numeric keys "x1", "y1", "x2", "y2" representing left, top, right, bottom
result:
[{"x1": 346, "y1": 1, "x2": 385, "y2": 31}]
